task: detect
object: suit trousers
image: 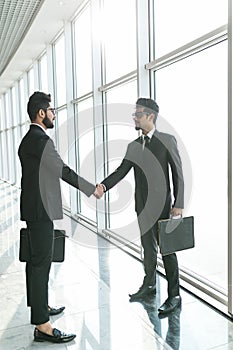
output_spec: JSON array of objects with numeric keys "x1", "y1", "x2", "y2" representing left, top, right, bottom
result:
[
  {"x1": 26, "y1": 220, "x2": 54, "y2": 325},
  {"x1": 139, "y1": 221, "x2": 180, "y2": 298}
]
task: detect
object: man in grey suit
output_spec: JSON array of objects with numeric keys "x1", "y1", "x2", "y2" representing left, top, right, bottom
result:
[
  {"x1": 99, "y1": 98, "x2": 184, "y2": 315},
  {"x1": 18, "y1": 91, "x2": 102, "y2": 343}
]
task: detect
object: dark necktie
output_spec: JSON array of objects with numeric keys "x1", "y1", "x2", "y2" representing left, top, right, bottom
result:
[
  {"x1": 142, "y1": 135, "x2": 150, "y2": 150},
  {"x1": 144, "y1": 135, "x2": 150, "y2": 147},
  {"x1": 145, "y1": 135, "x2": 150, "y2": 143}
]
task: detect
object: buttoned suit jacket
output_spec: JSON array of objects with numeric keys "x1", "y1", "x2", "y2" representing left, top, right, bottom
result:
[
  {"x1": 18, "y1": 124, "x2": 95, "y2": 222},
  {"x1": 102, "y1": 130, "x2": 184, "y2": 232}
]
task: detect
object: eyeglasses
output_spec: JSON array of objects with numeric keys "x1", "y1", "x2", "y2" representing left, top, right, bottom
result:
[
  {"x1": 132, "y1": 111, "x2": 150, "y2": 118},
  {"x1": 47, "y1": 108, "x2": 56, "y2": 115}
]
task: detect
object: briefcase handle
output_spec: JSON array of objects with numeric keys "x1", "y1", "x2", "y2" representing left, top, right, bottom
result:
[
  {"x1": 170, "y1": 214, "x2": 182, "y2": 220},
  {"x1": 54, "y1": 233, "x2": 69, "y2": 239},
  {"x1": 165, "y1": 215, "x2": 183, "y2": 234}
]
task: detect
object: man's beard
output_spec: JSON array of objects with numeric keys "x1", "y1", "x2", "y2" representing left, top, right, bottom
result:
[
  {"x1": 135, "y1": 125, "x2": 141, "y2": 131},
  {"x1": 42, "y1": 114, "x2": 54, "y2": 129}
]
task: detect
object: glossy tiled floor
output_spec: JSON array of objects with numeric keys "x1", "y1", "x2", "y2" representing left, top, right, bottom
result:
[{"x1": 1, "y1": 180, "x2": 233, "y2": 350}]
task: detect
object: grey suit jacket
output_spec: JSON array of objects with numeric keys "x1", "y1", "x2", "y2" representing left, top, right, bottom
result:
[
  {"x1": 102, "y1": 130, "x2": 184, "y2": 226},
  {"x1": 18, "y1": 124, "x2": 95, "y2": 222}
]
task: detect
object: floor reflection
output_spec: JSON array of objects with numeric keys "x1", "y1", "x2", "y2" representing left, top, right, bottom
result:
[{"x1": 132, "y1": 295, "x2": 181, "y2": 350}]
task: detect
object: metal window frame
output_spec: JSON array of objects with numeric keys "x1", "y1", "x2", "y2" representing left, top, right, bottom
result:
[
  {"x1": 228, "y1": 0, "x2": 233, "y2": 316},
  {"x1": 146, "y1": 25, "x2": 227, "y2": 72},
  {"x1": 147, "y1": 15, "x2": 231, "y2": 316}
]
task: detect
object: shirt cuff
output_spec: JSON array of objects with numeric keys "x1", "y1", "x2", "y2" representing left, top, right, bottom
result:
[{"x1": 101, "y1": 183, "x2": 106, "y2": 192}]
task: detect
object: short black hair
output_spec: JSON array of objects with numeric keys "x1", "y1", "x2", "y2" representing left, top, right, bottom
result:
[
  {"x1": 27, "y1": 91, "x2": 51, "y2": 121},
  {"x1": 136, "y1": 98, "x2": 159, "y2": 123}
]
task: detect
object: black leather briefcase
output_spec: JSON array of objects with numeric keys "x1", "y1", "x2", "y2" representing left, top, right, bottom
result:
[
  {"x1": 158, "y1": 216, "x2": 194, "y2": 255},
  {"x1": 19, "y1": 228, "x2": 67, "y2": 262}
]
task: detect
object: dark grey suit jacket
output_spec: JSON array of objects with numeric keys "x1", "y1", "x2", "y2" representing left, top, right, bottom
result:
[
  {"x1": 18, "y1": 124, "x2": 95, "y2": 222},
  {"x1": 102, "y1": 130, "x2": 184, "y2": 229}
]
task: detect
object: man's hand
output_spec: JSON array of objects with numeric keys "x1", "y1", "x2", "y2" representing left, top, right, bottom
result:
[
  {"x1": 93, "y1": 184, "x2": 104, "y2": 199},
  {"x1": 170, "y1": 207, "x2": 183, "y2": 217}
]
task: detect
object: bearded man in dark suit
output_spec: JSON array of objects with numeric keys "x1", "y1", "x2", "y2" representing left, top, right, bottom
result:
[
  {"x1": 99, "y1": 98, "x2": 184, "y2": 315},
  {"x1": 18, "y1": 91, "x2": 102, "y2": 343}
]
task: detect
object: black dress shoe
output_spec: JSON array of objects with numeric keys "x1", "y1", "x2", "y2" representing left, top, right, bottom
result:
[
  {"x1": 34, "y1": 328, "x2": 76, "y2": 343},
  {"x1": 129, "y1": 285, "x2": 156, "y2": 301},
  {"x1": 158, "y1": 296, "x2": 181, "y2": 315},
  {"x1": 48, "y1": 305, "x2": 65, "y2": 316}
]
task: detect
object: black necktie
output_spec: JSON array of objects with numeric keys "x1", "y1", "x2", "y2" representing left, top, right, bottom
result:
[
  {"x1": 142, "y1": 135, "x2": 150, "y2": 150},
  {"x1": 144, "y1": 135, "x2": 150, "y2": 147}
]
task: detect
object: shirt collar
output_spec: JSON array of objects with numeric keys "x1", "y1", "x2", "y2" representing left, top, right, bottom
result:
[
  {"x1": 31, "y1": 123, "x2": 46, "y2": 133},
  {"x1": 143, "y1": 126, "x2": 155, "y2": 140}
]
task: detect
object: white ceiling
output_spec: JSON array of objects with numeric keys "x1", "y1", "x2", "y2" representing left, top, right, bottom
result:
[
  {"x1": 0, "y1": 0, "x2": 84, "y2": 95},
  {"x1": 0, "y1": 0, "x2": 43, "y2": 76}
]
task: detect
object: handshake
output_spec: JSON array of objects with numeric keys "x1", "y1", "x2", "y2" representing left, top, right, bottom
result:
[{"x1": 93, "y1": 184, "x2": 105, "y2": 199}]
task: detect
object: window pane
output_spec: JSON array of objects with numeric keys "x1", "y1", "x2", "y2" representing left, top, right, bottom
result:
[
  {"x1": 19, "y1": 78, "x2": 27, "y2": 122},
  {"x1": 14, "y1": 127, "x2": 21, "y2": 187},
  {"x1": 154, "y1": 0, "x2": 228, "y2": 58},
  {"x1": 1, "y1": 132, "x2": 8, "y2": 180},
  {"x1": 155, "y1": 41, "x2": 228, "y2": 290},
  {"x1": 28, "y1": 68, "x2": 35, "y2": 96},
  {"x1": 11, "y1": 87, "x2": 18, "y2": 126},
  {"x1": 103, "y1": 0, "x2": 137, "y2": 82},
  {"x1": 56, "y1": 108, "x2": 70, "y2": 208},
  {"x1": 7, "y1": 129, "x2": 15, "y2": 183},
  {"x1": 73, "y1": 5, "x2": 92, "y2": 97},
  {"x1": 21, "y1": 122, "x2": 30, "y2": 138},
  {"x1": 0, "y1": 98, "x2": 2, "y2": 130},
  {"x1": 77, "y1": 98, "x2": 96, "y2": 222},
  {"x1": 0, "y1": 132, "x2": 3, "y2": 178},
  {"x1": 0, "y1": 99, "x2": 3, "y2": 178},
  {"x1": 54, "y1": 35, "x2": 66, "y2": 106},
  {"x1": 106, "y1": 80, "x2": 138, "y2": 239},
  {"x1": 40, "y1": 54, "x2": 48, "y2": 93},
  {"x1": 5, "y1": 92, "x2": 11, "y2": 128}
]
